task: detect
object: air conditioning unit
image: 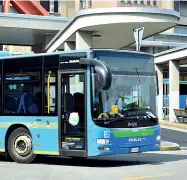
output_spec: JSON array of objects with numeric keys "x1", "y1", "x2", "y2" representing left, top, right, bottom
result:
[{"x1": 49, "y1": 0, "x2": 55, "y2": 13}]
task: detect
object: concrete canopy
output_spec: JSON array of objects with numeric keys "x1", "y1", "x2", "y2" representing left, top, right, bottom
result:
[
  {"x1": 45, "y1": 7, "x2": 180, "y2": 52},
  {"x1": 0, "y1": 13, "x2": 69, "y2": 46},
  {"x1": 155, "y1": 45, "x2": 187, "y2": 64}
]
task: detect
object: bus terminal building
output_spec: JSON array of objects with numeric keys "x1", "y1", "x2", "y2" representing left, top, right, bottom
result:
[
  {"x1": 155, "y1": 45, "x2": 187, "y2": 123},
  {"x1": 0, "y1": 4, "x2": 184, "y2": 123}
]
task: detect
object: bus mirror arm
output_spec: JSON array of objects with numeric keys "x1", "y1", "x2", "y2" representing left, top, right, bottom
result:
[{"x1": 79, "y1": 58, "x2": 112, "y2": 90}]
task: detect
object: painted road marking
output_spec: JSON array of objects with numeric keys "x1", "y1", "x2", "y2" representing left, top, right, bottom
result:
[{"x1": 122, "y1": 173, "x2": 174, "y2": 180}]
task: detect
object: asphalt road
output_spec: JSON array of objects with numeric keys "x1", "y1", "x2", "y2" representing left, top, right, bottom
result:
[
  {"x1": 161, "y1": 126, "x2": 187, "y2": 148},
  {"x1": 0, "y1": 150, "x2": 187, "y2": 180}
]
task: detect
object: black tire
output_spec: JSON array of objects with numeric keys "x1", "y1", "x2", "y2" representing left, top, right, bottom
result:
[{"x1": 7, "y1": 127, "x2": 36, "y2": 164}]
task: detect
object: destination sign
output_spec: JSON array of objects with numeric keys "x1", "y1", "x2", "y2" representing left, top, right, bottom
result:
[{"x1": 60, "y1": 59, "x2": 80, "y2": 64}]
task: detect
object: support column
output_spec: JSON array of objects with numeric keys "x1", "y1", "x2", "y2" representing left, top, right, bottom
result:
[
  {"x1": 76, "y1": 31, "x2": 92, "y2": 50},
  {"x1": 32, "y1": 33, "x2": 55, "y2": 53},
  {"x1": 64, "y1": 41, "x2": 75, "y2": 51},
  {"x1": 169, "y1": 60, "x2": 179, "y2": 122},
  {"x1": 44, "y1": 33, "x2": 54, "y2": 48},
  {"x1": 32, "y1": 43, "x2": 43, "y2": 53},
  {"x1": 155, "y1": 64, "x2": 163, "y2": 121}
]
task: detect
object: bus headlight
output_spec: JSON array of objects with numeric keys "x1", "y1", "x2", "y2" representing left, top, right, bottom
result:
[
  {"x1": 156, "y1": 135, "x2": 161, "y2": 141},
  {"x1": 97, "y1": 139, "x2": 110, "y2": 145}
]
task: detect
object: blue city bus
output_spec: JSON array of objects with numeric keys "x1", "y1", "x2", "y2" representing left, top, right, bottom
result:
[{"x1": 0, "y1": 49, "x2": 160, "y2": 163}]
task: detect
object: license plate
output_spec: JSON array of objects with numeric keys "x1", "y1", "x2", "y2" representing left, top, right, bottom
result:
[{"x1": 130, "y1": 147, "x2": 139, "y2": 153}]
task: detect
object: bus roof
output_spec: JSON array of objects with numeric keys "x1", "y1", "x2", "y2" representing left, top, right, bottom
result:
[
  {"x1": 91, "y1": 49, "x2": 153, "y2": 57},
  {"x1": 0, "y1": 49, "x2": 153, "y2": 61},
  {"x1": 0, "y1": 50, "x2": 90, "y2": 61}
]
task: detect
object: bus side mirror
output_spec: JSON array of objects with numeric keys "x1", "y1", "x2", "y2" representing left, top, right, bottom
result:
[
  {"x1": 94, "y1": 65, "x2": 111, "y2": 90},
  {"x1": 79, "y1": 58, "x2": 112, "y2": 90}
]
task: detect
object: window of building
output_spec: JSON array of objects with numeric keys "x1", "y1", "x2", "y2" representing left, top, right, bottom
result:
[
  {"x1": 140, "y1": 0, "x2": 144, "y2": 5},
  {"x1": 54, "y1": 0, "x2": 59, "y2": 13},
  {"x1": 40, "y1": 0, "x2": 59, "y2": 14},
  {"x1": 174, "y1": 1, "x2": 180, "y2": 12},
  {"x1": 174, "y1": 26, "x2": 187, "y2": 35},
  {"x1": 88, "y1": 0, "x2": 92, "y2": 8},
  {"x1": 40, "y1": 1, "x2": 49, "y2": 12},
  {"x1": 134, "y1": 0, "x2": 138, "y2": 4},
  {"x1": 179, "y1": 1, "x2": 187, "y2": 17},
  {"x1": 121, "y1": 0, "x2": 131, "y2": 4},
  {"x1": 147, "y1": 0, "x2": 151, "y2": 5},
  {"x1": 153, "y1": 0, "x2": 157, "y2": 6},
  {"x1": 80, "y1": 0, "x2": 86, "y2": 9}
]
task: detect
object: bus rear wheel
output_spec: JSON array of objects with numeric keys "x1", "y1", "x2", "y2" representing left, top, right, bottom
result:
[{"x1": 7, "y1": 127, "x2": 36, "y2": 163}]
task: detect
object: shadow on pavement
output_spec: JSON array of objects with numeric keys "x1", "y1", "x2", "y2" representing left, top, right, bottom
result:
[
  {"x1": 39, "y1": 157, "x2": 145, "y2": 167},
  {"x1": 1, "y1": 152, "x2": 187, "y2": 168}
]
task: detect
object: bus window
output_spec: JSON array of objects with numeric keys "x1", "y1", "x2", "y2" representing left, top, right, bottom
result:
[
  {"x1": 62, "y1": 73, "x2": 85, "y2": 133},
  {"x1": 44, "y1": 71, "x2": 57, "y2": 115},
  {"x1": 4, "y1": 72, "x2": 42, "y2": 115},
  {"x1": 91, "y1": 51, "x2": 158, "y2": 128},
  {"x1": 60, "y1": 72, "x2": 85, "y2": 150}
]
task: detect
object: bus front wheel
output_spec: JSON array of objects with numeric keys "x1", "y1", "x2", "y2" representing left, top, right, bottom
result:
[{"x1": 7, "y1": 127, "x2": 36, "y2": 163}]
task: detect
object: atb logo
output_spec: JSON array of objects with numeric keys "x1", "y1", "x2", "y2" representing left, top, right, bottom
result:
[{"x1": 128, "y1": 122, "x2": 138, "y2": 127}]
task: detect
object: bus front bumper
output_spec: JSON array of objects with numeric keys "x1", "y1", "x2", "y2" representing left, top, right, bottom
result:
[{"x1": 94, "y1": 141, "x2": 160, "y2": 156}]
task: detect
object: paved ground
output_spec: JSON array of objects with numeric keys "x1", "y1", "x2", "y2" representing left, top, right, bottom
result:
[
  {"x1": 0, "y1": 149, "x2": 187, "y2": 180},
  {"x1": 161, "y1": 125, "x2": 187, "y2": 148}
]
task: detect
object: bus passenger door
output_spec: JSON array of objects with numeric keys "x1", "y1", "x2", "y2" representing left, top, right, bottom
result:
[{"x1": 58, "y1": 70, "x2": 87, "y2": 157}]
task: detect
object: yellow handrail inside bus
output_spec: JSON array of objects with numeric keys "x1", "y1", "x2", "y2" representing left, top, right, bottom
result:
[{"x1": 47, "y1": 71, "x2": 52, "y2": 114}]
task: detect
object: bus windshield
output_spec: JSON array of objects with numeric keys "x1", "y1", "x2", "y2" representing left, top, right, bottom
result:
[{"x1": 91, "y1": 50, "x2": 158, "y2": 128}]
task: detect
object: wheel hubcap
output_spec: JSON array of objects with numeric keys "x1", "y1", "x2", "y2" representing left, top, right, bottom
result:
[{"x1": 14, "y1": 135, "x2": 32, "y2": 156}]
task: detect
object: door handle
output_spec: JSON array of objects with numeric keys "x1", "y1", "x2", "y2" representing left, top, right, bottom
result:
[{"x1": 62, "y1": 113, "x2": 69, "y2": 120}]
